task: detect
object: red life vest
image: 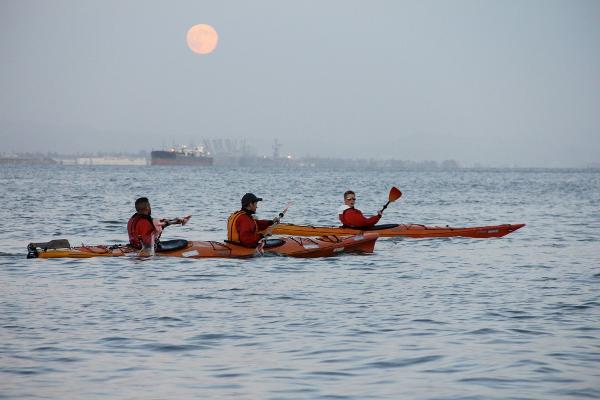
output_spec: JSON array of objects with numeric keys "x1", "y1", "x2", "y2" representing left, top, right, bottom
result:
[{"x1": 127, "y1": 213, "x2": 156, "y2": 249}]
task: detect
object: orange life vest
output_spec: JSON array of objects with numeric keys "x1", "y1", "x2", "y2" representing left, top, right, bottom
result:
[{"x1": 227, "y1": 210, "x2": 258, "y2": 243}]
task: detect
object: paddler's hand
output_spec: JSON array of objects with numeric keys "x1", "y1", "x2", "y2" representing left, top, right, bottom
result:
[
  {"x1": 377, "y1": 210, "x2": 383, "y2": 217},
  {"x1": 256, "y1": 239, "x2": 265, "y2": 255},
  {"x1": 272, "y1": 216, "x2": 280, "y2": 224}
]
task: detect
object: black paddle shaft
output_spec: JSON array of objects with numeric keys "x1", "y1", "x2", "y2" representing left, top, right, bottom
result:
[{"x1": 380, "y1": 201, "x2": 391, "y2": 213}]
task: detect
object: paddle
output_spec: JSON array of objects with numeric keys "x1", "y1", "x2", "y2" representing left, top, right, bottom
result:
[
  {"x1": 256, "y1": 204, "x2": 291, "y2": 255},
  {"x1": 160, "y1": 215, "x2": 192, "y2": 227},
  {"x1": 27, "y1": 239, "x2": 72, "y2": 258},
  {"x1": 276, "y1": 203, "x2": 291, "y2": 221},
  {"x1": 27, "y1": 239, "x2": 71, "y2": 250},
  {"x1": 262, "y1": 203, "x2": 291, "y2": 236},
  {"x1": 380, "y1": 187, "x2": 402, "y2": 213}
]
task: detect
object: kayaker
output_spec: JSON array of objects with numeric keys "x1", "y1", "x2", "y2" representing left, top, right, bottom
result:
[
  {"x1": 227, "y1": 193, "x2": 280, "y2": 247},
  {"x1": 338, "y1": 190, "x2": 382, "y2": 228},
  {"x1": 127, "y1": 197, "x2": 191, "y2": 251},
  {"x1": 127, "y1": 197, "x2": 163, "y2": 250}
]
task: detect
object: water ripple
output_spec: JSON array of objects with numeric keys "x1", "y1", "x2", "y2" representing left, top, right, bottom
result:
[
  {"x1": 365, "y1": 355, "x2": 444, "y2": 369},
  {"x1": 141, "y1": 343, "x2": 205, "y2": 352}
]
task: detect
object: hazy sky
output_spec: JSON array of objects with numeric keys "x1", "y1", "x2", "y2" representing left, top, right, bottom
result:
[{"x1": 1, "y1": 0, "x2": 599, "y2": 167}]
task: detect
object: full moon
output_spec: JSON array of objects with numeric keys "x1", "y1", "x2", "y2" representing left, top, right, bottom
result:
[{"x1": 186, "y1": 24, "x2": 218, "y2": 55}]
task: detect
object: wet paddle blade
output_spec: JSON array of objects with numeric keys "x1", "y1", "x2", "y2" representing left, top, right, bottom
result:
[{"x1": 388, "y1": 187, "x2": 402, "y2": 202}]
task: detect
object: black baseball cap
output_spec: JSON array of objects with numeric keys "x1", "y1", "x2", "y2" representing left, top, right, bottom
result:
[{"x1": 241, "y1": 193, "x2": 262, "y2": 207}]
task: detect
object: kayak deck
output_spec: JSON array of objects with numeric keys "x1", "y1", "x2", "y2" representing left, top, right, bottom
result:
[{"x1": 271, "y1": 223, "x2": 526, "y2": 238}]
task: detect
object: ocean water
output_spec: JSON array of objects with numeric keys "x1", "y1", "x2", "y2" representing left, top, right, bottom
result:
[{"x1": 1, "y1": 165, "x2": 599, "y2": 399}]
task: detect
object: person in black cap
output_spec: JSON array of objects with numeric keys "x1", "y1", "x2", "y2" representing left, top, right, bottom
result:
[{"x1": 227, "y1": 193, "x2": 279, "y2": 247}]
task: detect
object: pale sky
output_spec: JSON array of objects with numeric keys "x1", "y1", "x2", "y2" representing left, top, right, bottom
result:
[{"x1": 1, "y1": 0, "x2": 599, "y2": 167}]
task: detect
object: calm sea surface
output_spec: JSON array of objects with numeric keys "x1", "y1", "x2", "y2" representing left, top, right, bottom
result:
[{"x1": 1, "y1": 165, "x2": 599, "y2": 399}]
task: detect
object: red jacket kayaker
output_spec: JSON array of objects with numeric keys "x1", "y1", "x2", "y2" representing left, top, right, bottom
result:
[
  {"x1": 227, "y1": 193, "x2": 278, "y2": 247},
  {"x1": 338, "y1": 190, "x2": 382, "y2": 228},
  {"x1": 127, "y1": 197, "x2": 192, "y2": 253},
  {"x1": 127, "y1": 197, "x2": 160, "y2": 249}
]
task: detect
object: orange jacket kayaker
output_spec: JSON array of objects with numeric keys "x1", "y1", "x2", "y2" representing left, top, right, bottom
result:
[
  {"x1": 338, "y1": 190, "x2": 382, "y2": 228},
  {"x1": 227, "y1": 193, "x2": 278, "y2": 247}
]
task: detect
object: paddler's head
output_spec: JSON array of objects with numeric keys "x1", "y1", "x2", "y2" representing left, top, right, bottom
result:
[
  {"x1": 241, "y1": 193, "x2": 262, "y2": 212},
  {"x1": 135, "y1": 197, "x2": 151, "y2": 215},
  {"x1": 344, "y1": 190, "x2": 356, "y2": 207}
]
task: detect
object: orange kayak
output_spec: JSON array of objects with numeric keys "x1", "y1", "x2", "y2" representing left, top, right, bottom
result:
[
  {"x1": 271, "y1": 223, "x2": 526, "y2": 238},
  {"x1": 27, "y1": 234, "x2": 378, "y2": 259}
]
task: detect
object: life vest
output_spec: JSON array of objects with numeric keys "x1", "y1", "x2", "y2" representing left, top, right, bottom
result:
[
  {"x1": 227, "y1": 210, "x2": 258, "y2": 243},
  {"x1": 127, "y1": 213, "x2": 156, "y2": 248}
]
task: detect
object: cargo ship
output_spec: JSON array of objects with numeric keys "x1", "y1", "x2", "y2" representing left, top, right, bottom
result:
[{"x1": 150, "y1": 145, "x2": 213, "y2": 166}]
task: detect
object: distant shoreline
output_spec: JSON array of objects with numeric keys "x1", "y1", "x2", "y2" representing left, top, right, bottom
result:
[{"x1": 1, "y1": 155, "x2": 598, "y2": 171}]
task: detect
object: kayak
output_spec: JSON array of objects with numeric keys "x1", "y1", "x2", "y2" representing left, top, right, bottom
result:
[
  {"x1": 271, "y1": 223, "x2": 526, "y2": 238},
  {"x1": 27, "y1": 239, "x2": 255, "y2": 259},
  {"x1": 26, "y1": 234, "x2": 379, "y2": 259}
]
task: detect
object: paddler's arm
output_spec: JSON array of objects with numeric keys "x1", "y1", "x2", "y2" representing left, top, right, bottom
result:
[
  {"x1": 344, "y1": 208, "x2": 381, "y2": 227},
  {"x1": 256, "y1": 219, "x2": 275, "y2": 231},
  {"x1": 238, "y1": 218, "x2": 264, "y2": 247},
  {"x1": 257, "y1": 218, "x2": 281, "y2": 237}
]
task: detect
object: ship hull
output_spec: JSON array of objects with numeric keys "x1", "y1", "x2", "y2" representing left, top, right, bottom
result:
[{"x1": 150, "y1": 150, "x2": 213, "y2": 166}]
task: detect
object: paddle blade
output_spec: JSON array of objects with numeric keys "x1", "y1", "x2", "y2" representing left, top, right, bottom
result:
[
  {"x1": 388, "y1": 187, "x2": 402, "y2": 202},
  {"x1": 27, "y1": 239, "x2": 71, "y2": 258},
  {"x1": 29, "y1": 239, "x2": 71, "y2": 250},
  {"x1": 163, "y1": 215, "x2": 192, "y2": 226}
]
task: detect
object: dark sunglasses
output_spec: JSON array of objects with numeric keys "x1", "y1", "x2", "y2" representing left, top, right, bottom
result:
[{"x1": 345, "y1": 197, "x2": 356, "y2": 201}]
